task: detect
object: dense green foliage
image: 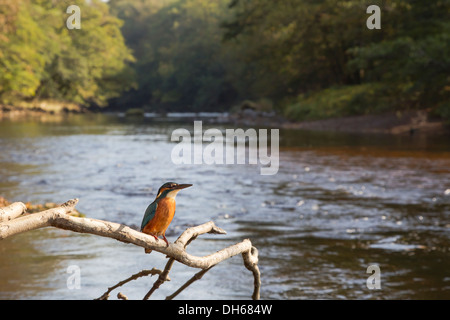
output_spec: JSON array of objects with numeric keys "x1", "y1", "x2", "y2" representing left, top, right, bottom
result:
[
  {"x1": 0, "y1": 0, "x2": 134, "y2": 106},
  {"x1": 1, "y1": 0, "x2": 449, "y2": 119},
  {"x1": 108, "y1": 0, "x2": 237, "y2": 111},
  {"x1": 222, "y1": 0, "x2": 449, "y2": 120},
  {"x1": 110, "y1": 0, "x2": 450, "y2": 119}
]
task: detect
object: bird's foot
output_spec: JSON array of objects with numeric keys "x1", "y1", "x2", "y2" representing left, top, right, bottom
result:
[{"x1": 162, "y1": 235, "x2": 169, "y2": 247}]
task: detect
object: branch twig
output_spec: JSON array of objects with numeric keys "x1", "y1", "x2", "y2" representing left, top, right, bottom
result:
[
  {"x1": 165, "y1": 266, "x2": 214, "y2": 300},
  {"x1": 96, "y1": 268, "x2": 166, "y2": 300},
  {"x1": 143, "y1": 258, "x2": 175, "y2": 300}
]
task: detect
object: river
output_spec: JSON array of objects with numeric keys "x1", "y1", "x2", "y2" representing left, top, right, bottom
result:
[{"x1": 0, "y1": 113, "x2": 449, "y2": 299}]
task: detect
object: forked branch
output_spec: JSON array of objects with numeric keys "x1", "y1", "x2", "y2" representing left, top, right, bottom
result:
[{"x1": 0, "y1": 198, "x2": 261, "y2": 300}]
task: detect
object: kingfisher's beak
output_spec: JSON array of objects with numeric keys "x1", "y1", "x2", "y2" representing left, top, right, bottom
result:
[{"x1": 174, "y1": 184, "x2": 193, "y2": 190}]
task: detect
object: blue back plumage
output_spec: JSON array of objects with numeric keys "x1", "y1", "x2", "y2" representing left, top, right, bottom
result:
[{"x1": 140, "y1": 201, "x2": 157, "y2": 231}]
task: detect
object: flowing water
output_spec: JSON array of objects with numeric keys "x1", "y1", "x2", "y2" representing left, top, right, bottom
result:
[{"x1": 0, "y1": 113, "x2": 449, "y2": 300}]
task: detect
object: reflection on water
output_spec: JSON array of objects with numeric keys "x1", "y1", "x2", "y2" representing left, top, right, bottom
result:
[{"x1": 0, "y1": 113, "x2": 449, "y2": 299}]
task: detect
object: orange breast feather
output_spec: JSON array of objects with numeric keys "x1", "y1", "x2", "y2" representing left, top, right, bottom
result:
[{"x1": 142, "y1": 197, "x2": 176, "y2": 236}]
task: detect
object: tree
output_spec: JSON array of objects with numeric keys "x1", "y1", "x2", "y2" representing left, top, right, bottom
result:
[
  {"x1": 109, "y1": 0, "x2": 238, "y2": 112},
  {"x1": 223, "y1": 0, "x2": 450, "y2": 120},
  {"x1": 0, "y1": 0, "x2": 135, "y2": 107},
  {"x1": 0, "y1": 0, "x2": 47, "y2": 104},
  {"x1": 348, "y1": 1, "x2": 450, "y2": 116}
]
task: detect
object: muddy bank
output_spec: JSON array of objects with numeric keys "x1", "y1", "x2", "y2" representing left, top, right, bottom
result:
[
  {"x1": 0, "y1": 102, "x2": 88, "y2": 120},
  {"x1": 227, "y1": 108, "x2": 449, "y2": 135}
]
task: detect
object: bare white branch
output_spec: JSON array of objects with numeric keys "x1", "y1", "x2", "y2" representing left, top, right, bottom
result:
[
  {"x1": 0, "y1": 202, "x2": 27, "y2": 222},
  {"x1": 0, "y1": 199, "x2": 261, "y2": 299}
]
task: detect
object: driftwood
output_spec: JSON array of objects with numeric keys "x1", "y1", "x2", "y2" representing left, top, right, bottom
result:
[{"x1": 0, "y1": 198, "x2": 261, "y2": 300}]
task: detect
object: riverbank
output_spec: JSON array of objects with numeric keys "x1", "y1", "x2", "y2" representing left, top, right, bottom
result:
[
  {"x1": 1, "y1": 103, "x2": 448, "y2": 135},
  {"x1": 0, "y1": 101, "x2": 87, "y2": 120},
  {"x1": 227, "y1": 107, "x2": 449, "y2": 135}
]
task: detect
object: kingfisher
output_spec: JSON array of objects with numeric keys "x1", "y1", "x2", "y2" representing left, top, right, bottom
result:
[{"x1": 140, "y1": 182, "x2": 192, "y2": 253}]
